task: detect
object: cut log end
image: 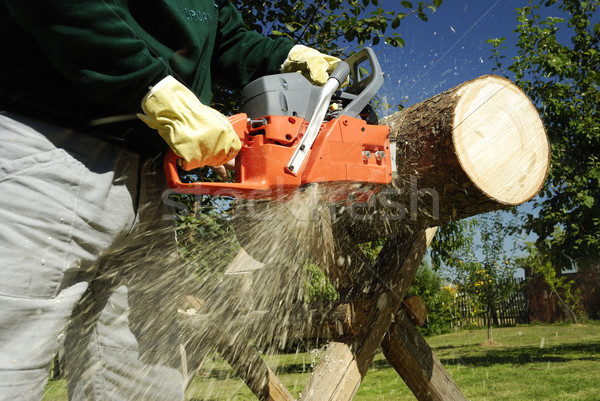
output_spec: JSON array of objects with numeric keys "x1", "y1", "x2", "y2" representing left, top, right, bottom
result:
[{"x1": 452, "y1": 75, "x2": 549, "y2": 205}]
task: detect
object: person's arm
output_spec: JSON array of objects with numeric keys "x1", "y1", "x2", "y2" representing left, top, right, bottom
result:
[
  {"x1": 212, "y1": 1, "x2": 345, "y2": 88},
  {"x1": 211, "y1": 0, "x2": 295, "y2": 88},
  {"x1": 5, "y1": 0, "x2": 169, "y2": 112}
]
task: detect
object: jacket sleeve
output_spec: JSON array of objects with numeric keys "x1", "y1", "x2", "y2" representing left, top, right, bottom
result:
[
  {"x1": 212, "y1": 0, "x2": 295, "y2": 89},
  {"x1": 4, "y1": 0, "x2": 169, "y2": 112}
]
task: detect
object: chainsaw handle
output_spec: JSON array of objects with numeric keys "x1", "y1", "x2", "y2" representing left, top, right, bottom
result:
[
  {"x1": 164, "y1": 147, "x2": 279, "y2": 197},
  {"x1": 329, "y1": 60, "x2": 351, "y2": 86},
  {"x1": 340, "y1": 47, "x2": 383, "y2": 118},
  {"x1": 164, "y1": 112, "x2": 302, "y2": 199},
  {"x1": 163, "y1": 113, "x2": 261, "y2": 196},
  {"x1": 287, "y1": 61, "x2": 351, "y2": 174}
]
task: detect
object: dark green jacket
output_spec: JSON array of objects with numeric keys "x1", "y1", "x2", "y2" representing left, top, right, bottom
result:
[{"x1": 0, "y1": 0, "x2": 293, "y2": 150}]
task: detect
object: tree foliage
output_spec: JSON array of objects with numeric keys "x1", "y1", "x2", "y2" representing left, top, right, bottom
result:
[
  {"x1": 487, "y1": 0, "x2": 600, "y2": 264},
  {"x1": 430, "y1": 218, "x2": 478, "y2": 271},
  {"x1": 233, "y1": 0, "x2": 442, "y2": 55},
  {"x1": 212, "y1": 0, "x2": 442, "y2": 112},
  {"x1": 172, "y1": 185, "x2": 240, "y2": 278},
  {"x1": 441, "y1": 212, "x2": 520, "y2": 340},
  {"x1": 407, "y1": 262, "x2": 457, "y2": 336},
  {"x1": 304, "y1": 261, "x2": 338, "y2": 302}
]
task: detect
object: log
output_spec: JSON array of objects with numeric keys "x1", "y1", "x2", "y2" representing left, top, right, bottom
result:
[{"x1": 338, "y1": 75, "x2": 550, "y2": 242}]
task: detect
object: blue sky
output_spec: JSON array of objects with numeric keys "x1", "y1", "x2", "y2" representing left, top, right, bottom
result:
[{"x1": 373, "y1": 0, "x2": 527, "y2": 110}]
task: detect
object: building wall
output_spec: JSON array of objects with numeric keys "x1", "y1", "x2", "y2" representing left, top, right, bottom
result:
[{"x1": 525, "y1": 263, "x2": 600, "y2": 322}]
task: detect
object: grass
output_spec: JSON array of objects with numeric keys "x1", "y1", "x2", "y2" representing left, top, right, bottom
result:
[
  {"x1": 424, "y1": 323, "x2": 600, "y2": 401},
  {"x1": 43, "y1": 322, "x2": 600, "y2": 400}
]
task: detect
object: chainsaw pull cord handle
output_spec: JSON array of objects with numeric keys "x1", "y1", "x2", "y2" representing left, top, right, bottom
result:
[{"x1": 286, "y1": 61, "x2": 350, "y2": 175}]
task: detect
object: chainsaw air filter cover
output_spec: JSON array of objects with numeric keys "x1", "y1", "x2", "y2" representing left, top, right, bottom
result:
[{"x1": 240, "y1": 73, "x2": 321, "y2": 120}]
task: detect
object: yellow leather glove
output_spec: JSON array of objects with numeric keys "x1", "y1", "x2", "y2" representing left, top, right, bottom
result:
[
  {"x1": 137, "y1": 76, "x2": 241, "y2": 170},
  {"x1": 281, "y1": 45, "x2": 344, "y2": 86}
]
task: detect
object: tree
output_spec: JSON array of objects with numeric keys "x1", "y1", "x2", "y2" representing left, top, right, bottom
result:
[
  {"x1": 170, "y1": 175, "x2": 240, "y2": 279},
  {"x1": 407, "y1": 261, "x2": 458, "y2": 336},
  {"x1": 430, "y1": 218, "x2": 478, "y2": 271},
  {"x1": 487, "y1": 0, "x2": 600, "y2": 265},
  {"x1": 233, "y1": 0, "x2": 443, "y2": 54},
  {"x1": 304, "y1": 261, "x2": 338, "y2": 303},
  {"x1": 444, "y1": 212, "x2": 519, "y2": 342}
]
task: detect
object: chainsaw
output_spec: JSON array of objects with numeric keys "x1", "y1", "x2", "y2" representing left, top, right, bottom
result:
[{"x1": 164, "y1": 48, "x2": 393, "y2": 202}]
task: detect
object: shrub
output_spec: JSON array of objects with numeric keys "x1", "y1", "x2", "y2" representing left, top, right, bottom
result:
[{"x1": 408, "y1": 263, "x2": 457, "y2": 336}]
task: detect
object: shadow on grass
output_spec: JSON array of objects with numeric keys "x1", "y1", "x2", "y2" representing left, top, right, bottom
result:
[
  {"x1": 429, "y1": 344, "x2": 462, "y2": 351},
  {"x1": 188, "y1": 399, "x2": 221, "y2": 401},
  {"x1": 196, "y1": 361, "x2": 310, "y2": 380},
  {"x1": 368, "y1": 341, "x2": 600, "y2": 370}
]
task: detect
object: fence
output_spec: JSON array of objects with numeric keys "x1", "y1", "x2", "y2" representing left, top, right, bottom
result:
[{"x1": 451, "y1": 277, "x2": 529, "y2": 329}]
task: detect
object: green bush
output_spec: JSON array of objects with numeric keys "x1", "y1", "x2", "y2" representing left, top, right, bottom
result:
[
  {"x1": 407, "y1": 263, "x2": 457, "y2": 336},
  {"x1": 304, "y1": 261, "x2": 338, "y2": 303}
]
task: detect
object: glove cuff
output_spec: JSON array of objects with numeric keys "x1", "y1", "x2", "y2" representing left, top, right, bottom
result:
[{"x1": 142, "y1": 75, "x2": 178, "y2": 105}]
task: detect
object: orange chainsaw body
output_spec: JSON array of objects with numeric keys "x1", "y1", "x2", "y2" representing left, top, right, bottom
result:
[{"x1": 164, "y1": 113, "x2": 393, "y2": 201}]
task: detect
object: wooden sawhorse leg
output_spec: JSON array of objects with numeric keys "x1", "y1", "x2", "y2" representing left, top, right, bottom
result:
[
  {"x1": 217, "y1": 338, "x2": 295, "y2": 401},
  {"x1": 299, "y1": 228, "x2": 434, "y2": 399},
  {"x1": 381, "y1": 309, "x2": 466, "y2": 401},
  {"x1": 300, "y1": 227, "x2": 466, "y2": 401}
]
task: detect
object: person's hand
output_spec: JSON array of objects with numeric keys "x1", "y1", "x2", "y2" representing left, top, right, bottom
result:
[
  {"x1": 137, "y1": 76, "x2": 241, "y2": 170},
  {"x1": 210, "y1": 159, "x2": 236, "y2": 181},
  {"x1": 281, "y1": 45, "x2": 345, "y2": 86}
]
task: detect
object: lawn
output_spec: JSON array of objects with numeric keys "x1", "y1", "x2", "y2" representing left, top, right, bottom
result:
[{"x1": 43, "y1": 322, "x2": 600, "y2": 400}]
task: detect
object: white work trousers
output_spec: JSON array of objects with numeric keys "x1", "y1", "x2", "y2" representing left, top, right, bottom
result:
[{"x1": 0, "y1": 113, "x2": 186, "y2": 400}]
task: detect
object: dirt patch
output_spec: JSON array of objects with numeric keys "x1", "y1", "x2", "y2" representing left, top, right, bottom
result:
[{"x1": 480, "y1": 339, "x2": 502, "y2": 347}]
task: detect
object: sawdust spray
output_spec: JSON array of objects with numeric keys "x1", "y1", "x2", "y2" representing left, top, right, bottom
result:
[{"x1": 176, "y1": 184, "x2": 337, "y2": 397}]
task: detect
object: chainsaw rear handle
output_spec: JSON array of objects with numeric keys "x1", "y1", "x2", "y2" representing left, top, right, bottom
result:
[
  {"x1": 164, "y1": 147, "x2": 275, "y2": 198},
  {"x1": 163, "y1": 113, "x2": 263, "y2": 197},
  {"x1": 164, "y1": 113, "x2": 310, "y2": 199}
]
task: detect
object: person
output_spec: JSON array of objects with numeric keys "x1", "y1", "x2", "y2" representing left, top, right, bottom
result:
[{"x1": 0, "y1": 1, "x2": 342, "y2": 400}]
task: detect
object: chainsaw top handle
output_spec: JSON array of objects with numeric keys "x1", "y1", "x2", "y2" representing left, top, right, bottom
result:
[{"x1": 339, "y1": 47, "x2": 383, "y2": 119}]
